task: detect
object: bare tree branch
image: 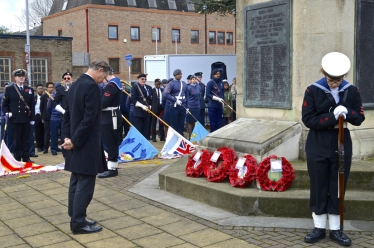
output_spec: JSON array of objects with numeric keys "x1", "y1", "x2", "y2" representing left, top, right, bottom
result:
[{"x1": 16, "y1": 0, "x2": 54, "y2": 29}]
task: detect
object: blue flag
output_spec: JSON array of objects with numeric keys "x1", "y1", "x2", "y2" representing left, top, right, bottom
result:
[
  {"x1": 118, "y1": 126, "x2": 159, "y2": 162},
  {"x1": 190, "y1": 122, "x2": 209, "y2": 145}
]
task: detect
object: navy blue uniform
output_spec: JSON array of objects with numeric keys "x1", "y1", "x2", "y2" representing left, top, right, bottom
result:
[
  {"x1": 131, "y1": 83, "x2": 151, "y2": 138},
  {"x1": 2, "y1": 84, "x2": 35, "y2": 161},
  {"x1": 163, "y1": 79, "x2": 188, "y2": 135},
  {"x1": 186, "y1": 84, "x2": 201, "y2": 123},
  {"x1": 197, "y1": 81, "x2": 206, "y2": 126},
  {"x1": 302, "y1": 78, "x2": 365, "y2": 215},
  {"x1": 206, "y1": 78, "x2": 223, "y2": 132},
  {"x1": 101, "y1": 78, "x2": 123, "y2": 162}
]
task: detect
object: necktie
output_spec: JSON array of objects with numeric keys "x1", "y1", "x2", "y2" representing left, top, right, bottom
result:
[{"x1": 20, "y1": 87, "x2": 23, "y2": 91}]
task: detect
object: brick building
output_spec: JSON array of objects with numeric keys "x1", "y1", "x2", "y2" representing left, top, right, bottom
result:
[
  {"x1": 42, "y1": 0, "x2": 236, "y2": 81},
  {"x1": 0, "y1": 35, "x2": 72, "y2": 87}
]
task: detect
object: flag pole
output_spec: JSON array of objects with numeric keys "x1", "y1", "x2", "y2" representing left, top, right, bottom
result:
[
  {"x1": 121, "y1": 114, "x2": 133, "y2": 126},
  {"x1": 168, "y1": 92, "x2": 199, "y2": 122},
  {"x1": 44, "y1": 90, "x2": 55, "y2": 100},
  {"x1": 211, "y1": 91, "x2": 236, "y2": 114}
]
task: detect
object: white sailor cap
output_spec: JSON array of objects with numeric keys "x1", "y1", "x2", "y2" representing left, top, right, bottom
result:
[{"x1": 321, "y1": 52, "x2": 351, "y2": 77}]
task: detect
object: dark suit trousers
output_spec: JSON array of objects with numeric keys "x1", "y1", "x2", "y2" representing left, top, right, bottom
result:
[
  {"x1": 43, "y1": 120, "x2": 50, "y2": 151},
  {"x1": 12, "y1": 123, "x2": 30, "y2": 161},
  {"x1": 34, "y1": 114, "x2": 44, "y2": 149},
  {"x1": 151, "y1": 112, "x2": 164, "y2": 139},
  {"x1": 133, "y1": 116, "x2": 150, "y2": 139},
  {"x1": 68, "y1": 173, "x2": 96, "y2": 231}
]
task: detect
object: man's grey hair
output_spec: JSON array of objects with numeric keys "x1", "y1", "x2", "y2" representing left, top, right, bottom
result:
[{"x1": 89, "y1": 60, "x2": 111, "y2": 73}]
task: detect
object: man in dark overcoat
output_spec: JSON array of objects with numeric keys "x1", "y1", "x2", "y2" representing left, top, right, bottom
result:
[
  {"x1": 2, "y1": 69, "x2": 35, "y2": 162},
  {"x1": 61, "y1": 60, "x2": 110, "y2": 234}
]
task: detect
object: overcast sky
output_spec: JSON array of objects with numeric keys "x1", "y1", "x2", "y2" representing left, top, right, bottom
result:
[{"x1": 0, "y1": 0, "x2": 27, "y2": 32}]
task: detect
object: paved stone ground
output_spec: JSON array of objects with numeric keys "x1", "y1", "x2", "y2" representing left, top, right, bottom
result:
[{"x1": 1, "y1": 146, "x2": 373, "y2": 247}]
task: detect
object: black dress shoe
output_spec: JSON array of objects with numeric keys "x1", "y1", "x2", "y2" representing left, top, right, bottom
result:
[
  {"x1": 37, "y1": 148, "x2": 43, "y2": 152},
  {"x1": 98, "y1": 170, "x2": 118, "y2": 178},
  {"x1": 72, "y1": 225, "x2": 102, "y2": 234},
  {"x1": 304, "y1": 228, "x2": 326, "y2": 243},
  {"x1": 23, "y1": 159, "x2": 34, "y2": 163},
  {"x1": 52, "y1": 152, "x2": 57, "y2": 155},
  {"x1": 30, "y1": 154, "x2": 38, "y2": 157},
  {"x1": 160, "y1": 138, "x2": 165, "y2": 141},
  {"x1": 330, "y1": 230, "x2": 352, "y2": 246},
  {"x1": 87, "y1": 220, "x2": 97, "y2": 226},
  {"x1": 57, "y1": 148, "x2": 62, "y2": 152},
  {"x1": 152, "y1": 139, "x2": 157, "y2": 142},
  {"x1": 43, "y1": 150, "x2": 48, "y2": 154}
]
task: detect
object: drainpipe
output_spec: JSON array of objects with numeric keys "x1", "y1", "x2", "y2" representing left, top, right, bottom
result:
[
  {"x1": 204, "y1": 13, "x2": 207, "y2": 54},
  {"x1": 86, "y1": 8, "x2": 89, "y2": 53}
]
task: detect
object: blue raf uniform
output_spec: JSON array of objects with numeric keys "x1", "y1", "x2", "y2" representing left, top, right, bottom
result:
[
  {"x1": 195, "y1": 72, "x2": 206, "y2": 126},
  {"x1": 163, "y1": 73, "x2": 188, "y2": 136},
  {"x1": 186, "y1": 83, "x2": 201, "y2": 123},
  {"x1": 206, "y1": 69, "x2": 224, "y2": 133}
]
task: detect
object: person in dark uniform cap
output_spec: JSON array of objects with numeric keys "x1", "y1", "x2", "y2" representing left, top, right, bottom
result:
[
  {"x1": 302, "y1": 52, "x2": 365, "y2": 246},
  {"x1": 206, "y1": 69, "x2": 224, "y2": 133},
  {"x1": 194, "y1": 72, "x2": 206, "y2": 127},
  {"x1": 2, "y1": 69, "x2": 35, "y2": 162},
  {"x1": 98, "y1": 70, "x2": 123, "y2": 178},
  {"x1": 186, "y1": 75, "x2": 193, "y2": 85},
  {"x1": 131, "y1": 73, "x2": 151, "y2": 138},
  {"x1": 163, "y1": 69, "x2": 188, "y2": 136}
]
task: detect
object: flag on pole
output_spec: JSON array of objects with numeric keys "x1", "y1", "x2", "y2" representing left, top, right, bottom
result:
[
  {"x1": 0, "y1": 140, "x2": 60, "y2": 177},
  {"x1": 190, "y1": 122, "x2": 209, "y2": 145},
  {"x1": 159, "y1": 127, "x2": 196, "y2": 159},
  {"x1": 118, "y1": 126, "x2": 159, "y2": 162}
]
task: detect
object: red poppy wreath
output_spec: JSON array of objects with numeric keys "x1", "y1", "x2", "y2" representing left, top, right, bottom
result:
[
  {"x1": 203, "y1": 147, "x2": 237, "y2": 182},
  {"x1": 229, "y1": 154, "x2": 257, "y2": 188},
  {"x1": 185, "y1": 149, "x2": 211, "y2": 178},
  {"x1": 256, "y1": 155, "x2": 295, "y2": 192}
]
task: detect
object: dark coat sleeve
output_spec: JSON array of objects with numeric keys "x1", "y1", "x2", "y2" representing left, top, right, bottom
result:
[{"x1": 341, "y1": 86, "x2": 365, "y2": 126}]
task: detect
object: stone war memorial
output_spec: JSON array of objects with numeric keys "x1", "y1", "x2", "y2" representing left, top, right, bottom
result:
[{"x1": 159, "y1": 0, "x2": 374, "y2": 221}]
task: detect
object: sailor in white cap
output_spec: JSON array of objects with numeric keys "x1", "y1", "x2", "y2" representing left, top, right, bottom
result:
[{"x1": 302, "y1": 52, "x2": 365, "y2": 246}]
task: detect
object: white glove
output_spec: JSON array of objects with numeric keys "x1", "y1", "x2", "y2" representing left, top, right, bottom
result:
[
  {"x1": 212, "y1": 96, "x2": 224, "y2": 103},
  {"x1": 30, "y1": 121, "x2": 35, "y2": 125},
  {"x1": 55, "y1": 104, "x2": 66, "y2": 114},
  {"x1": 135, "y1": 101, "x2": 148, "y2": 111},
  {"x1": 333, "y1": 105, "x2": 348, "y2": 120},
  {"x1": 5, "y1": 113, "x2": 12, "y2": 118},
  {"x1": 176, "y1": 100, "x2": 182, "y2": 106}
]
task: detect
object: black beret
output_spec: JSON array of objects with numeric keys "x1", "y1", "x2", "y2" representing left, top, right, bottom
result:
[
  {"x1": 161, "y1": 79, "x2": 168, "y2": 84},
  {"x1": 24, "y1": 78, "x2": 29, "y2": 83},
  {"x1": 212, "y1": 69, "x2": 221, "y2": 75},
  {"x1": 173, "y1": 69, "x2": 182, "y2": 76},
  {"x1": 137, "y1": 73, "x2": 147, "y2": 78},
  {"x1": 194, "y1": 72, "x2": 203, "y2": 77},
  {"x1": 4, "y1": 82, "x2": 10, "y2": 86},
  {"x1": 62, "y1": 72, "x2": 73, "y2": 79},
  {"x1": 187, "y1": 75, "x2": 193, "y2": 80}
]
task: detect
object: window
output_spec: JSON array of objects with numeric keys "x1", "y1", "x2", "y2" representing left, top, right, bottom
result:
[
  {"x1": 131, "y1": 27, "x2": 140, "y2": 40},
  {"x1": 58, "y1": 30, "x2": 62, "y2": 37},
  {"x1": 108, "y1": 25, "x2": 118, "y2": 40},
  {"x1": 152, "y1": 28, "x2": 160, "y2": 41},
  {"x1": 172, "y1": 29, "x2": 180, "y2": 42},
  {"x1": 190, "y1": 30, "x2": 199, "y2": 43},
  {"x1": 109, "y1": 58, "x2": 120, "y2": 73},
  {"x1": 62, "y1": 0, "x2": 68, "y2": 11},
  {"x1": 0, "y1": 58, "x2": 11, "y2": 87},
  {"x1": 131, "y1": 58, "x2": 141, "y2": 74},
  {"x1": 185, "y1": 0, "x2": 195, "y2": 11},
  {"x1": 226, "y1": 32, "x2": 233, "y2": 44},
  {"x1": 168, "y1": 0, "x2": 177, "y2": 10},
  {"x1": 209, "y1": 31, "x2": 216, "y2": 44},
  {"x1": 31, "y1": 58, "x2": 48, "y2": 87},
  {"x1": 148, "y1": 0, "x2": 157, "y2": 8},
  {"x1": 127, "y1": 0, "x2": 136, "y2": 6},
  {"x1": 105, "y1": 0, "x2": 115, "y2": 4},
  {"x1": 217, "y1": 32, "x2": 225, "y2": 44}
]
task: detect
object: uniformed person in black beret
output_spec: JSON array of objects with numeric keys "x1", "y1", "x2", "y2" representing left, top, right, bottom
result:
[
  {"x1": 194, "y1": 72, "x2": 206, "y2": 126},
  {"x1": 2, "y1": 69, "x2": 35, "y2": 162}
]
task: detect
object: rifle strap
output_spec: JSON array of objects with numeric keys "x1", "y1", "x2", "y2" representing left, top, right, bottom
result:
[
  {"x1": 14, "y1": 85, "x2": 31, "y2": 116},
  {"x1": 136, "y1": 83, "x2": 149, "y2": 108}
]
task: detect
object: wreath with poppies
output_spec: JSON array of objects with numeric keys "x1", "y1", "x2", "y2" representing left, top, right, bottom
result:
[
  {"x1": 185, "y1": 149, "x2": 211, "y2": 177},
  {"x1": 203, "y1": 147, "x2": 237, "y2": 182},
  {"x1": 256, "y1": 155, "x2": 295, "y2": 192},
  {"x1": 229, "y1": 154, "x2": 257, "y2": 188}
]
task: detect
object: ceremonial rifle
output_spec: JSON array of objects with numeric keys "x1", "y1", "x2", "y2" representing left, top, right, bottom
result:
[{"x1": 337, "y1": 115, "x2": 345, "y2": 234}]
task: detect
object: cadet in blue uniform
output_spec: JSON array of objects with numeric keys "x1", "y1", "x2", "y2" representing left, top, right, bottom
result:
[
  {"x1": 98, "y1": 71, "x2": 123, "y2": 178},
  {"x1": 131, "y1": 74, "x2": 151, "y2": 138},
  {"x1": 2, "y1": 69, "x2": 35, "y2": 162},
  {"x1": 206, "y1": 69, "x2": 224, "y2": 133},
  {"x1": 195, "y1": 72, "x2": 206, "y2": 127},
  {"x1": 186, "y1": 75, "x2": 201, "y2": 139},
  {"x1": 302, "y1": 52, "x2": 365, "y2": 246},
  {"x1": 163, "y1": 69, "x2": 188, "y2": 136}
]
